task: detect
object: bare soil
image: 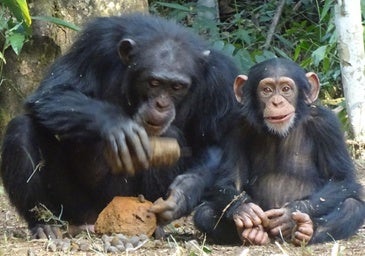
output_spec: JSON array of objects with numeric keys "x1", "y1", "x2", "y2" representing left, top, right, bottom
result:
[{"x1": 1, "y1": 161, "x2": 364, "y2": 256}]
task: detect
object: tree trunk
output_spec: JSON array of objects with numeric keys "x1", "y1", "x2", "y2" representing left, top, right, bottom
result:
[
  {"x1": 0, "y1": 0, "x2": 148, "y2": 139},
  {"x1": 334, "y1": 0, "x2": 365, "y2": 144}
]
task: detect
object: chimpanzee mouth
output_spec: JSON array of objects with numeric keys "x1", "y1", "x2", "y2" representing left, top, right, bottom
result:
[
  {"x1": 145, "y1": 121, "x2": 161, "y2": 128},
  {"x1": 265, "y1": 112, "x2": 294, "y2": 123}
]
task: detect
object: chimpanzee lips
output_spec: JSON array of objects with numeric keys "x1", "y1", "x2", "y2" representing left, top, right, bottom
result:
[
  {"x1": 265, "y1": 112, "x2": 294, "y2": 123},
  {"x1": 145, "y1": 120, "x2": 162, "y2": 128}
]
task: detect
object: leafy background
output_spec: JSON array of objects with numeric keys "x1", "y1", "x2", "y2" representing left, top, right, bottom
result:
[{"x1": 150, "y1": 0, "x2": 365, "y2": 132}]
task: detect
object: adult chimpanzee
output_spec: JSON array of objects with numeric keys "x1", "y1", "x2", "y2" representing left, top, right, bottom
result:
[
  {"x1": 1, "y1": 13, "x2": 239, "y2": 239},
  {"x1": 194, "y1": 58, "x2": 365, "y2": 245}
]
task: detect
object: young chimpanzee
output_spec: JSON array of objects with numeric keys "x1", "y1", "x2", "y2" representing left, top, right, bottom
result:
[
  {"x1": 194, "y1": 58, "x2": 365, "y2": 245},
  {"x1": 1, "y1": 13, "x2": 239, "y2": 239}
]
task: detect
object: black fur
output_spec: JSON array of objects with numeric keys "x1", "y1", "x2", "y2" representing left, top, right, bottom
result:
[
  {"x1": 1, "y1": 13, "x2": 239, "y2": 236},
  {"x1": 194, "y1": 58, "x2": 365, "y2": 244}
]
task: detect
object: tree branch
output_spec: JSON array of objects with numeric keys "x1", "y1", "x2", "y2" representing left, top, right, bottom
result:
[{"x1": 263, "y1": 0, "x2": 286, "y2": 50}]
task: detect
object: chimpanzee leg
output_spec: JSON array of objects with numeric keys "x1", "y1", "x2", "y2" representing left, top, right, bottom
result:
[
  {"x1": 194, "y1": 202, "x2": 241, "y2": 244},
  {"x1": 1, "y1": 115, "x2": 51, "y2": 228},
  {"x1": 311, "y1": 197, "x2": 365, "y2": 243}
]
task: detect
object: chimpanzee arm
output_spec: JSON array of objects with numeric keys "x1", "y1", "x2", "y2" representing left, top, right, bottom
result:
[
  {"x1": 25, "y1": 85, "x2": 131, "y2": 140},
  {"x1": 287, "y1": 106, "x2": 363, "y2": 215},
  {"x1": 284, "y1": 106, "x2": 365, "y2": 243},
  {"x1": 150, "y1": 147, "x2": 224, "y2": 224}
]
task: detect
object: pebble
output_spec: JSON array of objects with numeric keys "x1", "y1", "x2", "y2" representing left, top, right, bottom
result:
[{"x1": 43, "y1": 233, "x2": 150, "y2": 252}]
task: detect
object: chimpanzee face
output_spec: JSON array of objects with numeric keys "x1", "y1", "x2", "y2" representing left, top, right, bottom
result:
[
  {"x1": 233, "y1": 58, "x2": 320, "y2": 137},
  {"x1": 118, "y1": 38, "x2": 205, "y2": 136},
  {"x1": 256, "y1": 76, "x2": 298, "y2": 136}
]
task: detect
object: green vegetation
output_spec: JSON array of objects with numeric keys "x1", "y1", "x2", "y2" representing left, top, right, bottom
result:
[
  {"x1": 0, "y1": 0, "x2": 80, "y2": 82},
  {"x1": 150, "y1": 0, "x2": 364, "y2": 130}
]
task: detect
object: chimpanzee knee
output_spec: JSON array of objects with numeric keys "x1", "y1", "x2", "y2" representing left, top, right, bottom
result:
[{"x1": 194, "y1": 202, "x2": 240, "y2": 244}]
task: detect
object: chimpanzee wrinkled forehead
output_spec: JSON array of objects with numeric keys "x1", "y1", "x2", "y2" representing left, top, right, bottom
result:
[{"x1": 247, "y1": 58, "x2": 310, "y2": 91}]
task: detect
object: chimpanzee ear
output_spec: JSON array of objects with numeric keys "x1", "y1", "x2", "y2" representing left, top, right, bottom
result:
[
  {"x1": 305, "y1": 72, "x2": 320, "y2": 104},
  {"x1": 118, "y1": 39, "x2": 136, "y2": 64},
  {"x1": 233, "y1": 75, "x2": 248, "y2": 103}
]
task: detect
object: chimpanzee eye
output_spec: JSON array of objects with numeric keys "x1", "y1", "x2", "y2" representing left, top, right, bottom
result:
[
  {"x1": 149, "y1": 79, "x2": 160, "y2": 88},
  {"x1": 262, "y1": 87, "x2": 273, "y2": 95},
  {"x1": 282, "y1": 86, "x2": 290, "y2": 92},
  {"x1": 282, "y1": 85, "x2": 292, "y2": 93},
  {"x1": 172, "y1": 83, "x2": 185, "y2": 91}
]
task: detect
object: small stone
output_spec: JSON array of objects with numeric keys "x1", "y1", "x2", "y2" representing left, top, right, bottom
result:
[
  {"x1": 110, "y1": 236, "x2": 122, "y2": 247},
  {"x1": 139, "y1": 234, "x2": 149, "y2": 241},
  {"x1": 129, "y1": 235, "x2": 140, "y2": 247},
  {"x1": 102, "y1": 234, "x2": 112, "y2": 243},
  {"x1": 116, "y1": 244, "x2": 126, "y2": 251},
  {"x1": 125, "y1": 242, "x2": 134, "y2": 250},
  {"x1": 107, "y1": 245, "x2": 119, "y2": 253},
  {"x1": 79, "y1": 240, "x2": 90, "y2": 251}
]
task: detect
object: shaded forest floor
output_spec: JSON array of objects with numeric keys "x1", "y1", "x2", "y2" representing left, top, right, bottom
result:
[{"x1": 0, "y1": 160, "x2": 364, "y2": 256}]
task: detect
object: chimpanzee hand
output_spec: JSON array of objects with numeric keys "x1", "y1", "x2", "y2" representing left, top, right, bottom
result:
[
  {"x1": 238, "y1": 225, "x2": 270, "y2": 245},
  {"x1": 102, "y1": 118, "x2": 151, "y2": 176},
  {"x1": 265, "y1": 207, "x2": 294, "y2": 239},
  {"x1": 266, "y1": 208, "x2": 313, "y2": 245},
  {"x1": 149, "y1": 188, "x2": 184, "y2": 225},
  {"x1": 233, "y1": 202, "x2": 270, "y2": 245},
  {"x1": 150, "y1": 147, "x2": 222, "y2": 225},
  {"x1": 291, "y1": 211, "x2": 313, "y2": 246}
]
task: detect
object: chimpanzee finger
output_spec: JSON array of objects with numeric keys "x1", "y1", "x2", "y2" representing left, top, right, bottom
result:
[
  {"x1": 134, "y1": 124, "x2": 151, "y2": 160},
  {"x1": 115, "y1": 132, "x2": 135, "y2": 175},
  {"x1": 249, "y1": 203, "x2": 269, "y2": 227},
  {"x1": 265, "y1": 208, "x2": 285, "y2": 219},
  {"x1": 233, "y1": 215, "x2": 244, "y2": 228},
  {"x1": 105, "y1": 134, "x2": 123, "y2": 174},
  {"x1": 31, "y1": 224, "x2": 62, "y2": 240},
  {"x1": 31, "y1": 226, "x2": 47, "y2": 239},
  {"x1": 127, "y1": 127, "x2": 149, "y2": 170},
  {"x1": 242, "y1": 227, "x2": 267, "y2": 245},
  {"x1": 291, "y1": 211, "x2": 312, "y2": 225},
  {"x1": 150, "y1": 196, "x2": 177, "y2": 225},
  {"x1": 296, "y1": 225, "x2": 313, "y2": 236},
  {"x1": 253, "y1": 226, "x2": 270, "y2": 245},
  {"x1": 149, "y1": 196, "x2": 176, "y2": 213},
  {"x1": 269, "y1": 221, "x2": 292, "y2": 237},
  {"x1": 233, "y1": 214, "x2": 254, "y2": 228},
  {"x1": 292, "y1": 231, "x2": 311, "y2": 246}
]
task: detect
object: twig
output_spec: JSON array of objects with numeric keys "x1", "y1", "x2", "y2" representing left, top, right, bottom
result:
[
  {"x1": 213, "y1": 191, "x2": 247, "y2": 230},
  {"x1": 263, "y1": 0, "x2": 286, "y2": 50}
]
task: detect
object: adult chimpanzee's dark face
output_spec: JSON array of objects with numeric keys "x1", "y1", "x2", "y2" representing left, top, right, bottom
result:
[
  {"x1": 118, "y1": 38, "x2": 204, "y2": 136},
  {"x1": 233, "y1": 58, "x2": 320, "y2": 137}
]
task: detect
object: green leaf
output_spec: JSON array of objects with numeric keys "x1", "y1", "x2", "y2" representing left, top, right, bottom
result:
[
  {"x1": 311, "y1": 45, "x2": 327, "y2": 66},
  {"x1": 32, "y1": 16, "x2": 81, "y2": 31},
  {"x1": 15, "y1": 0, "x2": 31, "y2": 26},
  {"x1": 8, "y1": 32, "x2": 26, "y2": 55},
  {"x1": 2, "y1": 0, "x2": 31, "y2": 26},
  {"x1": 222, "y1": 43, "x2": 235, "y2": 56},
  {"x1": 319, "y1": 0, "x2": 332, "y2": 22}
]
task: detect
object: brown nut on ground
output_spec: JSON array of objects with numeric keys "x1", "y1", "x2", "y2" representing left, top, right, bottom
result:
[{"x1": 94, "y1": 196, "x2": 157, "y2": 237}]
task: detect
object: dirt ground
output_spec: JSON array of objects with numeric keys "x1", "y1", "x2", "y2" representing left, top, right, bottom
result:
[{"x1": 0, "y1": 160, "x2": 364, "y2": 256}]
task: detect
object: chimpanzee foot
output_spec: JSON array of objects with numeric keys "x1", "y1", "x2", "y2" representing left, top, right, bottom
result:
[
  {"x1": 67, "y1": 224, "x2": 95, "y2": 236},
  {"x1": 30, "y1": 224, "x2": 95, "y2": 239},
  {"x1": 30, "y1": 224, "x2": 63, "y2": 239}
]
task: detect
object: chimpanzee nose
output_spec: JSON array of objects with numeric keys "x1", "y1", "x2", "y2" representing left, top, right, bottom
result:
[{"x1": 156, "y1": 95, "x2": 170, "y2": 109}]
